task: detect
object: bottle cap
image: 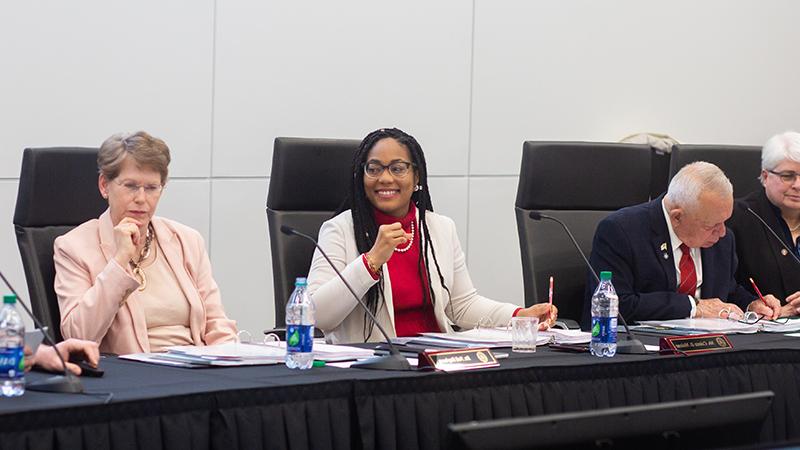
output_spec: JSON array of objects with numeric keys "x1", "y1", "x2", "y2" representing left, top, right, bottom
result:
[
  {"x1": 599, "y1": 271, "x2": 612, "y2": 282},
  {"x1": 312, "y1": 360, "x2": 326, "y2": 368},
  {"x1": 3, "y1": 294, "x2": 17, "y2": 304},
  {"x1": 295, "y1": 277, "x2": 308, "y2": 287}
]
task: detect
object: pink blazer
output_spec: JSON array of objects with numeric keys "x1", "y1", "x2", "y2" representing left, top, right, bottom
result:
[{"x1": 54, "y1": 210, "x2": 237, "y2": 354}]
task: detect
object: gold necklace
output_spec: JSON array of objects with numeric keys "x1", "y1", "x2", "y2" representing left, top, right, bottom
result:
[{"x1": 130, "y1": 224, "x2": 154, "y2": 291}]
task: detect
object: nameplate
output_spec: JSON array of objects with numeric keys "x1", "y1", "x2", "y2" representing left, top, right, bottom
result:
[
  {"x1": 659, "y1": 333, "x2": 733, "y2": 355},
  {"x1": 418, "y1": 348, "x2": 499, "y2": 371}
]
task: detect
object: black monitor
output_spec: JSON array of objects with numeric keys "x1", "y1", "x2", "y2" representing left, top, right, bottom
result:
[{"x1": 448, "y1": 391, "x2": 773, "y2": 450}]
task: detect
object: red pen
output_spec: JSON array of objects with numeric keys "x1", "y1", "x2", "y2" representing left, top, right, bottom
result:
[{"x1": 749, "y1": 277, "x2": 769, "y2": 306}]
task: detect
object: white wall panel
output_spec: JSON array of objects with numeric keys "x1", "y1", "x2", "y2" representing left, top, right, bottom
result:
[
  {"x1": 213, "y1": 1, "x2": 473, "y2": 178},
  {"x1": 427, "y1": 177, "x2": 469, "y2": 246},
  {"x1": 470, "y1": 0, "x2": 800, "y2": 175},
  {"x1": 156, "y1": 180, "x2": 211, "y2": 242},
  {"x1": 466, "y1": 176, "x2": 524, "y2": 307},
  {"x1": 210, "y1": 179, "x2": 273, "y2": 333},
  {"x1": 0, "y1": 1, "x2": 214, "y2": 178}
]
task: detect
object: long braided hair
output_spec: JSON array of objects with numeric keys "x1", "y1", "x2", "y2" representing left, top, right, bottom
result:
[{"x1": 340, "y1": 128, "x2": 451, "y2": 341}]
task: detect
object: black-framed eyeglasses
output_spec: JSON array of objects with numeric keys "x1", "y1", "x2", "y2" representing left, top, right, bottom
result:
[
  {"x1": 768, "y1": 170, "x2": 800, "y2": 184},
  {"x1": 363, "y1": 161, "x2": 414, "y2": 179}
]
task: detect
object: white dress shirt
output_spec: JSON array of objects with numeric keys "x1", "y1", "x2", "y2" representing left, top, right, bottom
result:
[{"x1": 661, "y1": 200, "x2": 704, "y2": 318}]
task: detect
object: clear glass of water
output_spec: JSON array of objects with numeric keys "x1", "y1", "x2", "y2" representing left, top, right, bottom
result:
[{"x1": 511, "y1": 316, "x2": 539, "y2": 353}]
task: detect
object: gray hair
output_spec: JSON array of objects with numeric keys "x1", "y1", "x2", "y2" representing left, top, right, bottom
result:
[
  {"x1": 665, "y1": 161, "x2": 732, "y2": 211},
  {"x1": 98, "y1": 131, "x2": 171, "y2": 183},
  {"x1": 762, "y1": 131, "x2": 800, "y2": 171}
]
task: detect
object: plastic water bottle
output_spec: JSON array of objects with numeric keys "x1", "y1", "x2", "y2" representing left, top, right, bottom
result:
[
  {"x1": 285, "y1": 277, "x2": 315, "y2": 369},
  {"x1": 0, "y1": 294, "x2": 25, "y2": 396},
  {"x1": 590, "y1": 271, "x2": 618, "y2": 357}
]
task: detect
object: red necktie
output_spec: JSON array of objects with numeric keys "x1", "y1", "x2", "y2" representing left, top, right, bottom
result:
[{"x1": 678, "y1": 243, "x2": 697, "y2": 296}]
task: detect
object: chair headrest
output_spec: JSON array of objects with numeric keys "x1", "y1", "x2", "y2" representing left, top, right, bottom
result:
[
  {"x1": 13, "y1": 147, "x2": 107, "y2": 227},
  {"x1": 515, "y1": 141, "x2": 652, "y2": 210},
  {"x1": 267, "y1": 137, "x2": 360, "y2": 211}
]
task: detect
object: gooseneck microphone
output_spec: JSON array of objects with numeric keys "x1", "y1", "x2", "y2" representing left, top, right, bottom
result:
[
  {"x1": 528, "y1": 211, "x2": 647, "y2": 354},
  {"x1": 746, "y1": 207, "x2": 800, "y2": 267},
  {"x1": 0, "y1": 269, "x2": 83, "y2": 393},
  {"x1": 280, "y1": 225, "x2": 412, "y2": 371}
]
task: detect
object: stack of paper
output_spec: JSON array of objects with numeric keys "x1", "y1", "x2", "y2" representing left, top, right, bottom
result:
[
  {"x1": 540, "y1": 328, "x2": 592, "y2": 344},
  {"x1": 635, "y1": 318, "x2": 760, "y2": 334},
  {"x1": 761, "y1": 318, "x2": 800, "y2": 333},
  {"x1": 414, "y1": 327, "x2": 591, "y2": 348},
  {"x1": 121, "y1": 341, "x2": 375, "y2": 368}
]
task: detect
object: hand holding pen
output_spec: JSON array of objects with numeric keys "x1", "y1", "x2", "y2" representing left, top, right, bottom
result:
[{"x1": 748, "y1": 277, "x2": 782, "y2": 320}]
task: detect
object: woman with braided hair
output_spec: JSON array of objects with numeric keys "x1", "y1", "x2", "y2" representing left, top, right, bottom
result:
[{"x1": 308, "y1": 128, "x2": 557, "y2": 344}]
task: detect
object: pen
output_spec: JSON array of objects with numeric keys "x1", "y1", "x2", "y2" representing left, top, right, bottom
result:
[
  {"x1": 749, "y1": 277, "x2": 768, "y2": 306},
  {"x1": 548, "y1": 276, "x2": 554, "y2": 319}
]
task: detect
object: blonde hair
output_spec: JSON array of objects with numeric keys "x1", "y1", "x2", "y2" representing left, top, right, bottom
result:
[{"x1": 98, "y1": 131, "x2": 171, "y2": 183}]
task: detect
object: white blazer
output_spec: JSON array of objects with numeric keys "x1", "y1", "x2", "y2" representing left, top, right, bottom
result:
[{"x1": 307, "y1": 209, "x2": 518, "y2": 344}]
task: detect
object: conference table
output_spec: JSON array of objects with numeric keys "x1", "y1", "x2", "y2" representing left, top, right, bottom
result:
[{"x1": 2, "y1": 332, "x2": 800, "y2": 450}]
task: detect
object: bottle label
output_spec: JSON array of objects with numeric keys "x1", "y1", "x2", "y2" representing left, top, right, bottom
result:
[
  {"x1": 0, "y1": 346, "x2": 24, "y2": 379},
  {"x1": 591, "y1": 317, "x2": 618, "y2": 344},
  {"x1": 286, "y1": 324, "x2": 313, "y2": 353}
]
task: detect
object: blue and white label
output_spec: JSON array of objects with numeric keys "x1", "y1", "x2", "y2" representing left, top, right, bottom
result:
[
  {"x1": 286, "y1": 325, "x2": 313, "y2": 353},
  {"x1": 0, "y1": 347, "x2": 24, "y2": 379},
  {"x1": 591, "y1": 317, "x2": 618, "y2": 344}
]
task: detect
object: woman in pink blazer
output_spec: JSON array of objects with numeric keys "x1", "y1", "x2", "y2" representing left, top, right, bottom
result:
[{"x1": 54, "y1": 131, "x2": 237, "y2": 354}]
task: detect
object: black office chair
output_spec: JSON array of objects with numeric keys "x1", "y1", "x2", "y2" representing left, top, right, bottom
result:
[
  {"x1": 13, "y1": 147, "x2": 106, "y2": 342},
  {"x1": 669, "y1": 144, "x2": 762, "y2": 198},
  {"x1": 514, "y1": 141, "x2": 653, "y2": 326},
  {"x1": 266, "y1": 137, "x2": 359, "y2": 327}
]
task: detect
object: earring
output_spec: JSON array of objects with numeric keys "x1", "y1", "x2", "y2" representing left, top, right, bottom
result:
[{"x1": 414, "y1": 185, "x2": 423, "y2": 192}]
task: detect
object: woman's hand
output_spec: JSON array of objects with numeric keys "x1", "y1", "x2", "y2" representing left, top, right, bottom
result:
[
  {"x1": 779, "y1": 291, "x2": 800, "y2": 317},
  {"x1": 366, "y1": 222, "x2": 412, "y2": 267},
  {"x1": 113, "y1": 217, "x2": 143, "y2": 267},
  {"x1": 516, "y1": 303, "x2": 558, "y2": 330}
]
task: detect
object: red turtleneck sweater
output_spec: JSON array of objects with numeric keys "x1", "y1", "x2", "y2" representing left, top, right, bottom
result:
[{"x1": 365, "y1": 204, "x2": 441, "y2": 337}]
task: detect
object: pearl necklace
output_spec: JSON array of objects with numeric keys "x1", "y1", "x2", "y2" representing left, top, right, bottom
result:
[{"x1": 394, "y1": 220, "x2": 415, "y2": 253}]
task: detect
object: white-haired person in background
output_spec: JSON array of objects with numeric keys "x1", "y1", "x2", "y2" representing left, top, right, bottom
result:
[
  {"x1": 581, "y1": 161, "x2": 781, "y2": 329},
  {"x1": 728, "y1": 131, "x2": 800, "y2": 316}
]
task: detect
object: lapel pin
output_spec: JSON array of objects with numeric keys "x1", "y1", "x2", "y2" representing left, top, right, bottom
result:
[
  {"x1": 782, "y1": 249, "x2": 789, "y2": 256},
  {"x1": 660, "y1": 242, "x2": 669, "y2": 259}
]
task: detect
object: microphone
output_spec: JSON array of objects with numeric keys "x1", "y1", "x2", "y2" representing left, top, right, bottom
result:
[
  {"x1": 0, "y1": 269, "x2": 83, "y2": 393},
  {"x1": 528, "y1": 211, "x2": 647, "y2": 354},
  {"x1": 746, "y1": 206, "x2": 800, "y2": 267},
  {"x1": 279, "y1": 225, "x2": 411, "y2": 371}
]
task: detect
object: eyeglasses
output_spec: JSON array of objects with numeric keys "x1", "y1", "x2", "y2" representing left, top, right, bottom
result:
[
  {"x1": 363, "y1": 161, "x2": 414, "y2": 179},
  {"x1": 114, "y1": 180, "x2": 164, "y2": 197},
  {"x1": 768, "y1": 170, "x2": 800, "y2": 184}
]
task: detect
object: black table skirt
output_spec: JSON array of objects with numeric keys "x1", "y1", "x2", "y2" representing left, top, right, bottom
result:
[{"x1": 2, "y1": 334, "x2": 800, "y2": 450}]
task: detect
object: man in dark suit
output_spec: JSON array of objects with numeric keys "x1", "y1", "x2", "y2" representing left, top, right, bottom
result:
[{"x1": 582, "y1": 161, "x2": 781, "y2": 329}]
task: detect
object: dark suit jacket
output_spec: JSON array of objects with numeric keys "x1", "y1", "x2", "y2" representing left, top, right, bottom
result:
[
  {"x1": 728, "y1": 187, "x2": 800, "y2": 302},
  {"x1": 581, "y1": 195, "x2": 755, "y2": 329}
]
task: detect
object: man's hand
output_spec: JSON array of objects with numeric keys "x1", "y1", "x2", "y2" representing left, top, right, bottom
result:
[
  {"x1": 696, "y1": 298, "x2": 743, "y2": 319},
  {"x1": 747, "y1": 295, "x2": 781, "y2": 320}
]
